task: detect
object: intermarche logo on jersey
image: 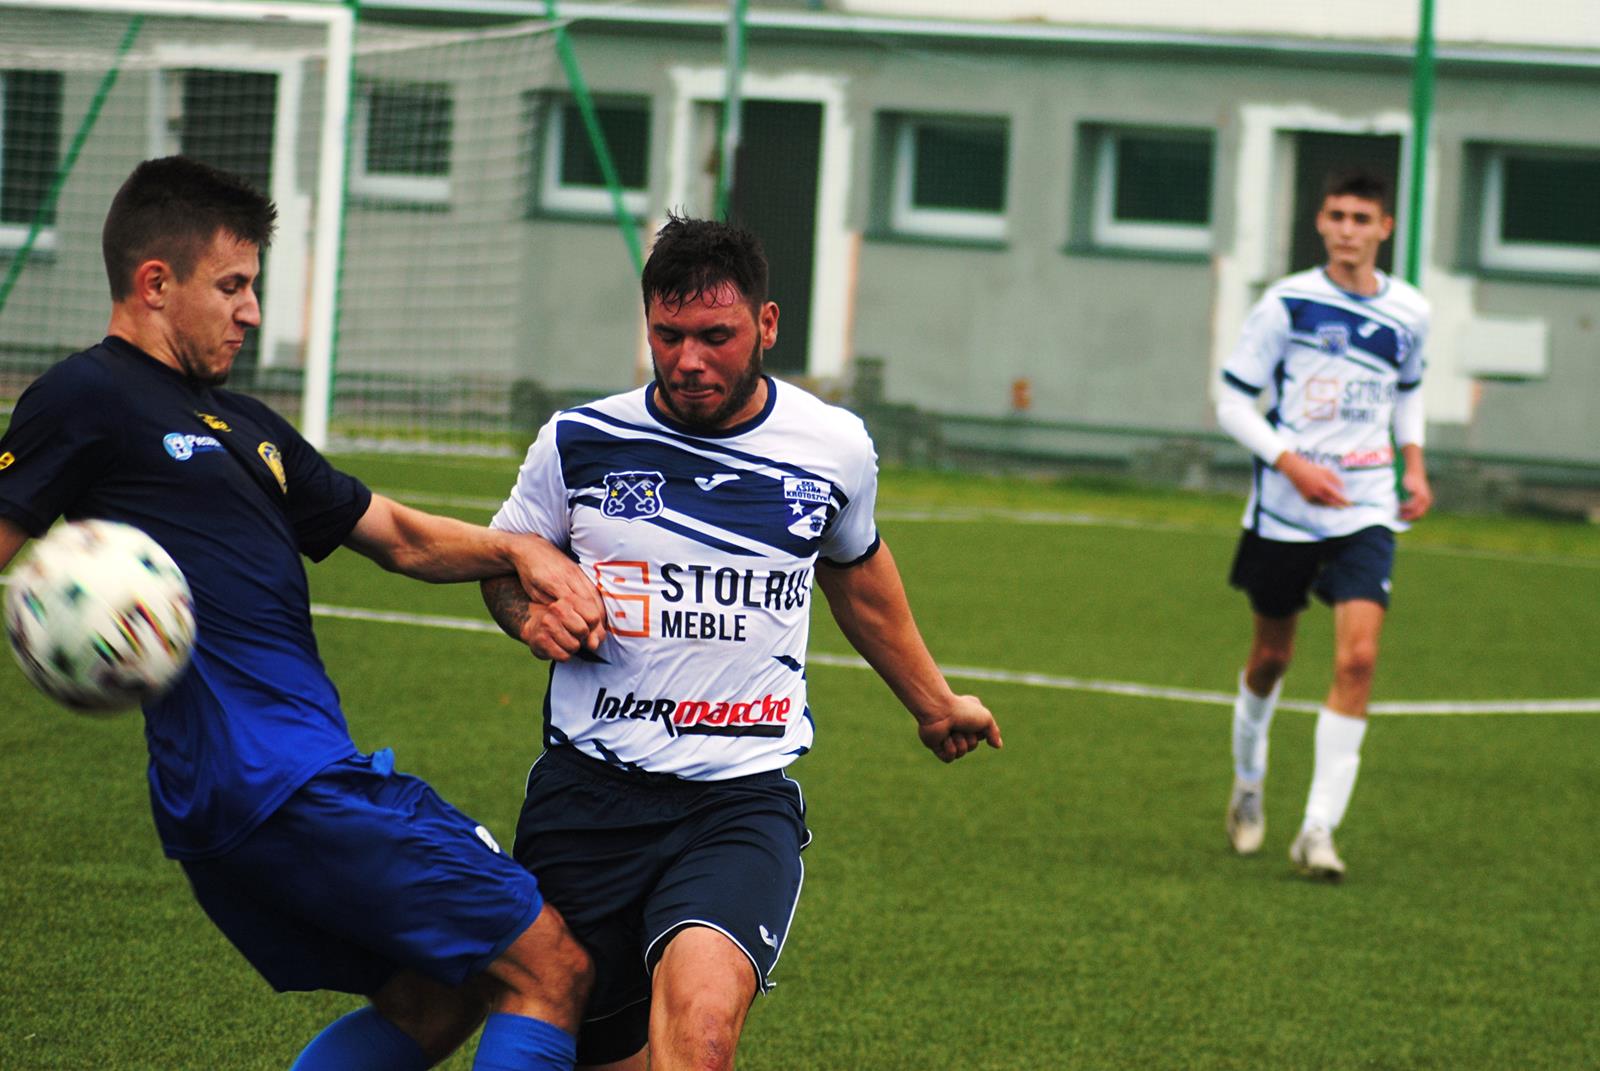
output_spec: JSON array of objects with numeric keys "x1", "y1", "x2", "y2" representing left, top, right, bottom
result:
[{"x1": 590, "y1": 686, "x2": 793, "y2": 739}]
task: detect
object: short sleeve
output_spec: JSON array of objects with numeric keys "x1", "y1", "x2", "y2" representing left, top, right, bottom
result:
[
  {"x1": 1400, "y1": 314, "x2": 1428, "y2": 388},
  {"x1": 491, "y1": 415, "x2": 571, "y2": 547},
  {"x1": 0, "y1": 361, "x2": 119, "y2": 536},
  {"x1": 1222, "y1": 292, "x2": 1290, "y2": 393},
  {"x1": 818, "y1": 416, "x2": 880, "y2": 567},
  {"x1": 251, "y1": 401, "x2": 372, "y2": 561}
]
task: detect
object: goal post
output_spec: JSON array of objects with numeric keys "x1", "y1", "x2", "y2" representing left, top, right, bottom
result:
[
  {"x1": 0, "y1": 0, "x2": 582, "y2": 454},
  {"x1": 330, "y1": 16, "x2": 562, "y2": 454},
  {"x1": 0, "y1": 0, "x2": 351, "y2": 443}
]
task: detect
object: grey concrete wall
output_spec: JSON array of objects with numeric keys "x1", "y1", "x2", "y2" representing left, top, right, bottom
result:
[{"x1": 6, "y1": 12, "x2": 1596, "y2": 464}]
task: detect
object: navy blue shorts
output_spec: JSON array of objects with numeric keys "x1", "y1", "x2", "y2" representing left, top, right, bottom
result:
[
  {"x1": 514, "y1": 746, "x2": 809, "y2": 1066},
  {"x1": 1229, "y1": 525, "x2": 1396, "y2": 618},
  {"x1": 182, "y1": 749, "x2": 543, "y2": 996}
]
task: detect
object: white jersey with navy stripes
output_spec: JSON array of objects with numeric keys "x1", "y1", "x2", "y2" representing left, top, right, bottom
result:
[
  {"x1": 491, "y1": 376, "x2": 879, "y2": 780},
  {"x1": 1221, "y1": 267, "x2": 1429, "y2": 542}
]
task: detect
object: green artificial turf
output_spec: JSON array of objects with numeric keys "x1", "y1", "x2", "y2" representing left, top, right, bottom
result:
[{"x1": 3, "y1": 462, "x2": 1596, "y2": 1069}]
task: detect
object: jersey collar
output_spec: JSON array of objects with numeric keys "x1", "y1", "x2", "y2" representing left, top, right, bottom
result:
[
  {"x1": 1319, "y1": 267, "x2": 1390, "y2": 301},
  {"x1": 102, "y1": 335, "x2": 211, "y2": 394}
]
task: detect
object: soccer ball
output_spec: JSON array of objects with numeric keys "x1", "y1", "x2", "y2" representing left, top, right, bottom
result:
[{"x1": 5, "y1": 519, "x2": 196, "y2": 714}]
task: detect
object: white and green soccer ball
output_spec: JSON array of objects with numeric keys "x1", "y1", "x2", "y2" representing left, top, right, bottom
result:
[{"x1": 5, "y1": 519, "x2": 196, "y2": 714}]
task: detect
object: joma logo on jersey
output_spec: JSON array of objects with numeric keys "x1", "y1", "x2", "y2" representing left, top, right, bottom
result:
[
  {"x1": 782, "y1": 477, "x2": 831, "y2": 505},
  {"x1": 590, "y1": 686, "x2": 793, "y2": 739},
  {"x1": 602, "y1": 470, "x2": 665, "y2": 520}
]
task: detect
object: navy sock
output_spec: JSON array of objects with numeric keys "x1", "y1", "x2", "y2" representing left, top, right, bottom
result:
[
  {"x1": 289, "y1": 1006, "x2": 429, "y2": 1071},
  {"x1": 472, "y1": 1012, "x2": 577, "y2": 1071}
]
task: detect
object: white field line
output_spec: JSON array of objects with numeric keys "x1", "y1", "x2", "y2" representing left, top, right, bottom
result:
[
  {"x1": 378, "y1": 489, "x2": 1600, "y2": 571},
  {"x1": 306, "y1": 602, "x2": 1600, "y2": 718}
]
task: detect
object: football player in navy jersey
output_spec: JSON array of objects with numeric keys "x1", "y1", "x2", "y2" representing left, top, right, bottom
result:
[
  {"x1": 481, "y1": 215, "x2": 1002, "y2": 1071},
  {"x1": 1216, "y1": 170, "x2": 1433, "y2": 882},
  {"x1": 0, "y1": 156, "x2": 605, "y2": 1071}
]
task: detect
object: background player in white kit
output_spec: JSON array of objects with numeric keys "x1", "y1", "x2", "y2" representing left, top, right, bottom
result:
[
  {"x1": 1216, "y1": 170, "x2": 1432, "y2": 882},
  {"x1": 481, "y1": 214, "x2": 1002, "y2": 1070}
]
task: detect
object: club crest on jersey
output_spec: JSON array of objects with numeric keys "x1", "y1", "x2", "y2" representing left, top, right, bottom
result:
[
  {"x1": 788, "y1": 506, "x2": 828, "y2": 539},
  {"x1": 258, "y1": 441, "x2": 288, "y2": 493},
  {"x1": 1316, "y1": 322, "x2": 1350, "y2": 355},
  {"x1": 603, "y1": 470, "x2": 665, "y2": 520}
]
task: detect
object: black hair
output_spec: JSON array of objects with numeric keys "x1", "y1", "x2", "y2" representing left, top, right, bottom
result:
[
  {"x1": 102, "y1": 155, "x2": 277, "y2": 300},
  {"x1": 1322, "y1": 169, "x2": 1392, "y2": 214},
  {"x1": 640, "y1": 212, "x2": 769, "y2": 312}
]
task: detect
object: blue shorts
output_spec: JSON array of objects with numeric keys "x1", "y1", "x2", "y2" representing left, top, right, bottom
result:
[
  {"x1": 514, "y1": 746, "x2": 809, "y2": 1066},
  {"x1": 1229, "y1": 525, "x2": 1396, "y2": 618},
  {"x1": 182, "y1": 750, "x2": 543, "y2": 996}
]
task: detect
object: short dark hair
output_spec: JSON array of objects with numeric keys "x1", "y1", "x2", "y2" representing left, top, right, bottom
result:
[
  {"x1": 640, "y1": 213, "x2": 769, "y2": 313},
  {"x1": 102, "y1": 156, "x2": 278, "y2": 301},
  {"x1": 1322, "y1": 169, "x2": 1391, "y2": 214}
]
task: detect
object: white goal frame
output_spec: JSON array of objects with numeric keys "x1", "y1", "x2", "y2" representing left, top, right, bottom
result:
[{"x1": 5, "y1": 0, "x2": 352, "y2": 448}]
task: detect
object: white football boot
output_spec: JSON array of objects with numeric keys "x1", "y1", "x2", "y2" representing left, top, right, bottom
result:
[
  {"x1": 1289, "y1": 826, "x2": 1346, "y2": 882},
  {"x1": 1226, "y1": 779, "x2": 1265, "y2": 855}
]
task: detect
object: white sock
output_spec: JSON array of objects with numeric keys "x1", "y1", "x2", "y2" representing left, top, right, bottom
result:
[
  {"x1": 1231, "y1": 671, "x2": 1281, "y2": 784},
  {"x1": 1302, "y1": 707, "x2": 1368, "y2": 832}
]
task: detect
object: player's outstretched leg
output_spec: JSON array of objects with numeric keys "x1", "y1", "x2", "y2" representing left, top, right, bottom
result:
[
  {"x1": 1290, "y1": 707, "x2": 1367, "y2": 882},
  {"x1": 1291, "y1": 599, "x2": 1381, "y2": 881},
  {"x1": 1227, "y1": 671, "x2": 1282, "y2": 854},
  {"x1": 291, "y1": 965, "x2": 491, "y2": 1071},
  {"x1": 647, "y1": 926, "x2": 759, "y2": 1071},
  {"x1": 290, "y1": 1003, "x2": 433, "y2": 1070},
  {"x1": 471, "y1": 903, "x2": 593, "y2": 1071},
  {"x1": 1228, "y1": 616, "x2": 1294, "y2": 855},
  {"x1": 295, "y1": 901, "x2": 592, "y2": 1071}
]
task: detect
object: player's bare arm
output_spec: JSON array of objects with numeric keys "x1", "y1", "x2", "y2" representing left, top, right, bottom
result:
[
  {"x1": 815, "y1": 540, "x2": 1001, "y2": 762},
  {"x1": 347, "y1": 494, "x2": 594, "y2": 597},
  {"x1": 0, "y1": 517, "x2": 28, "y2": 572},
  {"x1": 1274, "y1": 451, "x2": 1350, "y2": 508},
  {"x1": 1398, "y1": 443, "x2": 1432, "y2": 521},
  {"x1": 348, "y1": 495, "x2": 604, "y2": 655},
  {"x1": 480, "y1": 573, "x2": 602, "y2": 662}
]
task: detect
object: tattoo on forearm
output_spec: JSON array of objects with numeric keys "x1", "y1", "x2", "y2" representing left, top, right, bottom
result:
[{"x1": 483, "y1": 575, "x2": 531, "y2": 641}]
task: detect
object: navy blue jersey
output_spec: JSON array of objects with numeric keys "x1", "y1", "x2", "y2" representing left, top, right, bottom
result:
[{"x1": 0, "y1": 337, "x2": 372, "y2": 859}]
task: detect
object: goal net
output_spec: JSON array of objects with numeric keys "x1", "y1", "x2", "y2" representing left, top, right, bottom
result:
[{"x1": 0, "y1": 2, "x2": 562, "y2": 453}]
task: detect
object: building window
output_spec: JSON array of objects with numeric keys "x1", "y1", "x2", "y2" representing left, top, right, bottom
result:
[
  {"x1": 0, "y1": 69, "x2": 64, "y2": 250},
  {"x1": 350, "y1": 80, "x2": 453, "y2": 204},
  {"x1": 537, "y1": 96, "x2": 650, "y2": 217},
  {"x1": 1479, "y1": 146, "x2": 1600, "y2": 275},
  {"x1": 1087, "y1": 126, "x2": 1213, "y2": 254},
  {"x1": 887, "y1": 114, "x2": 1009, "y2": 241}
]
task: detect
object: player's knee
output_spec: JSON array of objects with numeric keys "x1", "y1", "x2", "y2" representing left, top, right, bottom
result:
[
  {"x1": 1248, "y1": 647, "x2": 1292, "y2": 687},
  {"x1": 1333, "y1": 640, "x2": 1378, "y2": 685},
  {"x1": 372, "y1": 971, "x2": 489, "y2": 1062},
  {"x1": 547, "y1": 923, "x2": 595, "y2": 1008},
  {"x1": 657, "y1": 988, "x2": 744, "y2": 1070},
  {"x1": 497, "y1": 905, "x2": 594, "y2": 1014}
]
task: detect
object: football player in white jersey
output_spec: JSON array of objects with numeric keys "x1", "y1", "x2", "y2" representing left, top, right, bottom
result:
[
  {"x1": 481, "y1": 214, "x2": 1002, "y2": 1070},
  {"x1": 1216, "y1": 170, "x2": 1433, "y2": 882}
]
